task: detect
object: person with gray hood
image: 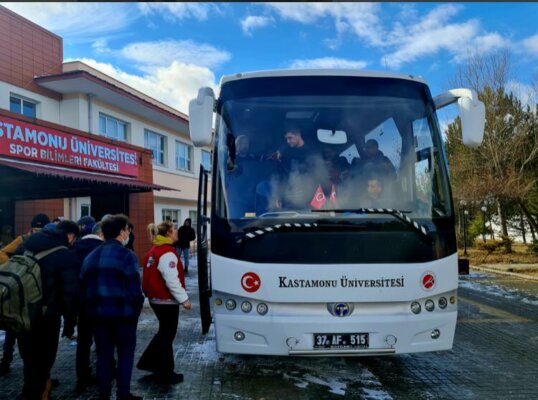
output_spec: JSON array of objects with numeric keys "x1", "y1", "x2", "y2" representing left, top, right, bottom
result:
[{"x1": 73, "y1": 222, "x2": 104, "y2": 393}]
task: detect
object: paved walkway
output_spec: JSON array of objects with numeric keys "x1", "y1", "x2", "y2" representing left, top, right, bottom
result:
[
  {"x1": 1, "y1": 257, "x2": 538, "y2": 399},
  {"x1": 0, "y1": 256, "x2": 221, "y2": 400}
]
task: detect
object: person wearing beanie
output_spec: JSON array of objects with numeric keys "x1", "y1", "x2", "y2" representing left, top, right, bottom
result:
[
  {"x1": 77, "y1": 216, "x2": 96, "y2": 238},
  {"x1": 14, "y1": 219, "x2": 79, "y2": 400},
  {"x1": 43, "y1": 223, "x2": 58, "y2": 231}
]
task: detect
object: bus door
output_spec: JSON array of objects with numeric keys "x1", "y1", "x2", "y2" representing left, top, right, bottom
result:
[{"x1": 197, "y1": 164, "x2": 212, "y2": 334}]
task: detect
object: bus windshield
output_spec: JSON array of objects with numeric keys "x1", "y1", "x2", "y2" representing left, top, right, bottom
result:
[{"x1": 215, "y1": 76, "x2": 451, "y2": 223}]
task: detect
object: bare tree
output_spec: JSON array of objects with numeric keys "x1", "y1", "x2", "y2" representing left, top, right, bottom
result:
[{"x1": 446, "y1": 50, "x2": 538, "y2": 252}]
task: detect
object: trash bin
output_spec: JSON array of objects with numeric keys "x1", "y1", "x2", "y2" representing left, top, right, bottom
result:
[{"x1": 458, "y1": 258, "x2": 469, "y2": 275}]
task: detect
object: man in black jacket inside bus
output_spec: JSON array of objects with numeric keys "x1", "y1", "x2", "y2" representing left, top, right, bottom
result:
[{"x1": 16, "y1": 220, "x2": 80, "y2": 400}]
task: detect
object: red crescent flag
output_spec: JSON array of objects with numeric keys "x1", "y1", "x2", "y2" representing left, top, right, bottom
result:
[
  {"x1": 310, "y1": 184, "x2": 327, "y2": 209},
  {"x1": 329, "y1": 184, "x2": 337, "y2": 204}
]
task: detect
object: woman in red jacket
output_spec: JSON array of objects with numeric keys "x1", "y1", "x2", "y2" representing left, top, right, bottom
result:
[{"x1": 137, "y1": 221, "x2": 192, "y2": 384}]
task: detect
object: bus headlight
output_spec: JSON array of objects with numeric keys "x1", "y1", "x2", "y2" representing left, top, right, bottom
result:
[
  {"x1": 410, "y1": 302, "x2": 421, "y2": 314},
  {"x1": 241, "y1": 301, "x2": 252, "y2": 313},
  {"x1": 257, "y1": 303, "x2": 268, "y2": 315},
  {"x1": 425, "y1": 299, "x2": 435, "y2": 312},
  {"x1": 225, "y1": 299, "x2": 236, "y2": 311}
]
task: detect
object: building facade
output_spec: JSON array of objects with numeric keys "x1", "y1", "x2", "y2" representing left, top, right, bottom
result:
[{"x1": 0, "y1": 6, "x2": 210, "y2": 259}]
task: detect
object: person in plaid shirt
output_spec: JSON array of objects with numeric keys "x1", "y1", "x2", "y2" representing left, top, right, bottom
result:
[{"x1": 80, "y1": 214, "x2": 144, "y2": 400}]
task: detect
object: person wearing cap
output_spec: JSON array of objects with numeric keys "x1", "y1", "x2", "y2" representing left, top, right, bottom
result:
[
  {"x1": 0, "y1": 213, "x2": 50, "y2": 377},
  {"x1": 16, "y1": 220, "x2": 80, "y2": 400},
  {"x1": 0, "y1": 213, "x2": 49, "y2": 264}
]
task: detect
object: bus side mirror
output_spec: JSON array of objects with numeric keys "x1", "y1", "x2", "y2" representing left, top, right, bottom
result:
[
  {"x1": 433, "y1": 88, "x2": 485, "y2": 148},
  {"x1": 189, "y1": 87, "x2": 215, "y2": 147},
  {"x1": 457, "y1": 97, "x2": 485, "y2": 148}
]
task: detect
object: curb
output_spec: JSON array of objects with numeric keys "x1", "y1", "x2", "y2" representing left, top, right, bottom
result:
[{"x1": 470, "y1": 265, "x2": 538, "y2": 282}]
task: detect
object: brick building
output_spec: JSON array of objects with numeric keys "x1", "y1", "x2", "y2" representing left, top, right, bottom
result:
[{"x1": 0, "y1": 6, "x2": 208, "y2": 260}]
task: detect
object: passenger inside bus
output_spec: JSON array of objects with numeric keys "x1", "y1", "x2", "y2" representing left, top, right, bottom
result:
[
  {"x1": 235, "y1": 135, "x2": 256, "y2": 162},
  {"x1": 351, "y1": 139, "x2": 396, "y2": 182},
  {"x1": 361, "y1": 173, "x2": 392, "y2": 208},
  {"x1": 226, "y1": 131, "x2": 282, "y2": 217},
  {"x1": 275, "y1": 126, "x2": 316, "y2": 209}
]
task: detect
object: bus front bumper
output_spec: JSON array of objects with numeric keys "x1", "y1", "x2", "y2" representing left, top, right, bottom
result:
[{"x1": 213, "y1": 312, "x2": 457, "y2": 356}]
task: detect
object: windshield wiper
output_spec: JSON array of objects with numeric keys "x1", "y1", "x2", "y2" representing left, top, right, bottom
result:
[
  {"x1": 239, "y1": 221, "x2": 319, "y2": 242},
  {"x1": 240, "y1": 208, "x2": 433, "y2": 243},
  {"x1": 257, "y1": 211, "x2": 301, "y2": 218},
  {"x1": 316, "y1": 208, "x2": 432, "y2": 241}
]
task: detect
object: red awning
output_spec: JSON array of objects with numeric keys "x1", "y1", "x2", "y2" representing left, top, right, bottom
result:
[{"x1": 0, "y1": 157, "x2": 174, "y2": 192}]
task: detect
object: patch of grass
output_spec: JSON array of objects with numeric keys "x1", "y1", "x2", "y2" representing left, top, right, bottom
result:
[{"x1": 458, "y1": 242, "x2": 538, "y2": 265}]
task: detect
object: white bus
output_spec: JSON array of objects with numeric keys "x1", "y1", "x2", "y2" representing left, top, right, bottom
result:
[{"x1": 189, "y1": 70, "x2": 485, "y2": 356}]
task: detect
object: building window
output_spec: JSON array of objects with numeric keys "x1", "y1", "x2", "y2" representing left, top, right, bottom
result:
[
  {"x1": 176, "y1": 141, "x2": 192, "y2": 172},
  {"x1": 80, "y1": 204, "x2": 91, "y2": 217},
  {"x1": 189, "y1": 210, "x2": 198, "y2": 228},
  {"x1": 145, "y1": 129, "x2": 166, "y2": 166},
  {"x1": 99, "y1": 113, "x2": 128, "y2": 141},
  {"x1": 162, "y1": 209, "x2": 180, "y2": 227},
  {"x1": 10, "y1": 95, "x2": 37, "y2": 118},
  {"x1": 201, "y1": 150, "x2": 211, "y2": 172}
]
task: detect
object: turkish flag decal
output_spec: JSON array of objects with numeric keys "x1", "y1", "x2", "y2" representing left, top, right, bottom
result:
[{"x1": 310, "y1": 185, "x2": 327, "y2": 209}]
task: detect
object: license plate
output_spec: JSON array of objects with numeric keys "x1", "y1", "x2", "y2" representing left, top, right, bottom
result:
[{"x1": 313, "y1": 333, "x2": 369, "y2": 349}]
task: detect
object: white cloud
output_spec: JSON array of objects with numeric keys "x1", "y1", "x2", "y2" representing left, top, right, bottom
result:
[
  {"x1": 92, "y1": 39, "x2": 111, "y2": 54},
  {"x1": 383, "y1": 20, "x2": 480, "y2": 69},
  {"x1": 70, "y1": 58, "x2": 218, "y2": 114},
  {"x1": 137, "y1": 2, "x2": 216, "y2": 22},
  {"x1": 241, "y1": 15, "x2": 273, "y2": 35},
  {"x1": 289, "y1": 57, "x2": 367, "y2": 70},
  {"x1": 521, "y1": 34, "x2": 538, "y2": 54},
  {"x1": 1, "y1": 3, "x2": 137, "y2": 42},
  {"x1": 265, "y1": 3, "x2": 384, "y2": 45},
  {"x1": 323, "y1": 38, "x2": 342, "y2": 50},
  {"x1": 262, "y1": 3, "x2": 511, "y2": 70},
  {"x1": 381, "y1": 4, "x2": 511, "y2": 69},
  {"x1": 119, "y1": 40, "x2": 231, "y2": 69}
]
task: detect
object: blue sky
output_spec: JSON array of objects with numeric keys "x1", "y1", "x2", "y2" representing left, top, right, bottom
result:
[{"x1": 3, "y1": 2, "x2": 538, "y2": 115}]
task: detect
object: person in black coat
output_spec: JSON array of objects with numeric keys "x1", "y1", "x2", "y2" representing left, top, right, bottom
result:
[
  {"x1": 176, "y1": 218, "x2": 195, "y2": 273},
  {"x1": 73, "y1": 222, "x2": 104, "y2": 393},
  {"x1": 16, "y1": 220, "x2": 80, "y2": 400}
]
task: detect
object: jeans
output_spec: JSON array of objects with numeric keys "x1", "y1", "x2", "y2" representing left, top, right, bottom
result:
[
  {"x1": 1, "y1": 328, "x2": 16, "y2": 364},
  {"x1": 76, "y1": 310, "x2": 94, "y2": 382},
  {"x1": 93, "y1": 318, "x2": 137, "y2": 400},
  {"x1": 137, "y1": 303, "x2": 180, "y2": 375},
  {"x1": 181, "y1": 248, "x2": 190, "y2": 270}
]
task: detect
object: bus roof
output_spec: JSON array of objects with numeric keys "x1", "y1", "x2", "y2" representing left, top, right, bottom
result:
[{"x1": 220, "y1": 69, "x2": 428, "y2": 86}]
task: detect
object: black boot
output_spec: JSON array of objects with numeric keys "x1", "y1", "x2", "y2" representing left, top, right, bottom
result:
[
  {"x1": 154, "y1": 371, "x2": 184, "y2": 384},
  {"x1": 0, "y1": 358, "x2": 11, "y2": 376}
]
